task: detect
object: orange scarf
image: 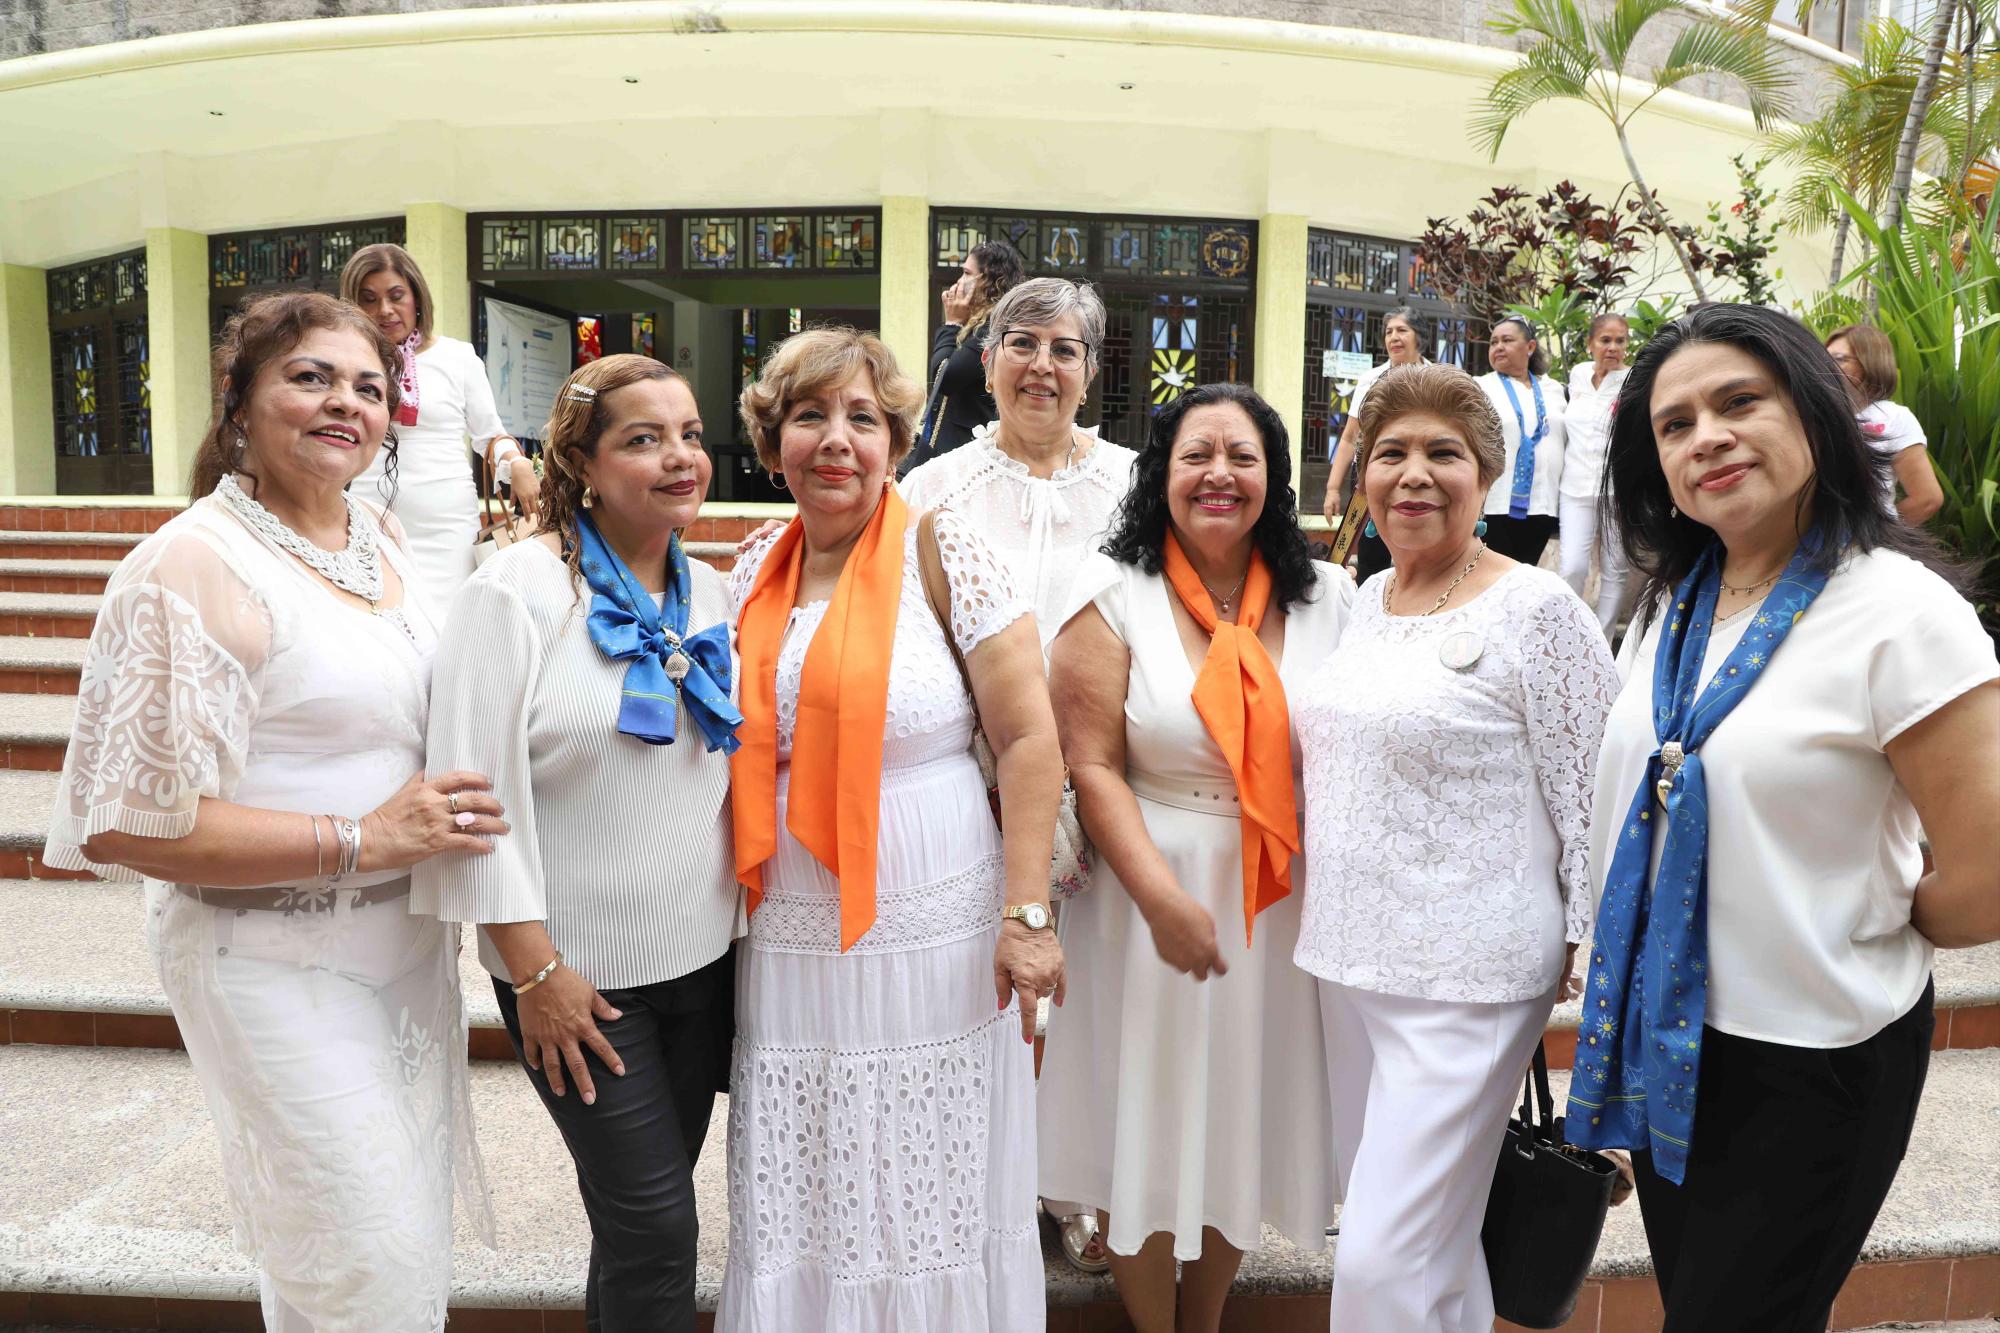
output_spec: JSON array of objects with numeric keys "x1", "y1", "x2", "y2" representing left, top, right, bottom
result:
[
  {"x1": 731, "y1": 488, "x2": 909, "y2": 951},
  {"x1": 1161, "y1": 532, "x2": 1300, "y2": 945}
]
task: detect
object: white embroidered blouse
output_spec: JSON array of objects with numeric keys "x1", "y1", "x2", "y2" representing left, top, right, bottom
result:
[
  {"x1": 900, "y1": 423, "x2": 1137, "y2": 648},
  {"x1": 1292, "y1": 566, "x2": 1618, "y2": 1003}
]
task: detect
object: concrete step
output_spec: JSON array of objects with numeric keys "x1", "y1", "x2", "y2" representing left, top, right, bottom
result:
[
  {"x1": 0, "y1": 559, "x2": 122, "y2": 596},
  {"x1": 0, "y1": 592, "x2": 101, "y2": 640},
  {"x1": 0, "y1": 636, "x2": 86, "y2": 695},
  {"x1": 0, "y1": 528, "x2": 145, "y2": 562},
  {"x1": 0, "y1": 1042, "x2": 1993, "y2": 1329},
  {"x1": 0, "y1": 771, "x2": 90, "y2": 879},
  {"x1": 0, "y1": 695, "x2": 75, "y2": 770}
]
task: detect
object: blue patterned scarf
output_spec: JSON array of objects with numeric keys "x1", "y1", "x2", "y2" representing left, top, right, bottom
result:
[
  {"x1": 576, "y1": 513, "x2": 742, "y2": 752},
  {"x1": 1500, "y1": 374, "x2": 1549, "y2": 519},
  {"x1": 1566, "y1": 539, "x2": 1827, "y2": 1184}
]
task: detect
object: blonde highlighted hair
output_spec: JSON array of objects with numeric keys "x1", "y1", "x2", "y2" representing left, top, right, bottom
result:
[
  {"x1": 1354, "y1": 362, "x2": 1507, "y2": 489},
  {"x1": 338, "y1": 243, "x2": 434, "y2": 342},
  {"x1": 537, "y1": 354, "x2": 687, "y2": 586},
  {"x1": 738, "y1": 327, "x2": 922, "y2": 474}
]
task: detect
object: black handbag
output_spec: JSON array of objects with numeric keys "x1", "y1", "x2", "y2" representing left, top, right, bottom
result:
[{"x1": 1480, "y1": 1039, "x2": 1619, "y2": 1328}]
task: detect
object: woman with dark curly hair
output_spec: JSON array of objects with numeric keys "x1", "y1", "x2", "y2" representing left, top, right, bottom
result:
[
  {"x1": 1292, "y1": 362, "x2": 1616, "y2": 1331},
  {"x1": 1039, "y1": 383, "x2": 1351, "y2": 1333},
  {"x1": 907, "y1": 238, "x2": 1027, "y2": 468},
  {"x1": 1568, "y1": 304, "x2": 1996, "y2": 1331}
]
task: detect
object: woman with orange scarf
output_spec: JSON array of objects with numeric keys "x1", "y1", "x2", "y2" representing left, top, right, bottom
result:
[
  {"x1": 718, "y1": 328, "x2": 1065, "y2": 1333},
  {"x1": 1039, "y1": 384, "x2": 1352, "y2": 1333}
]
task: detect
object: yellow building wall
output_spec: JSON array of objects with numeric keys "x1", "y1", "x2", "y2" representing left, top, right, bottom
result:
[
  {"x1": 145, "y1": 227, "x2": 212, "y2": 497},
  {"x1": 0, "y1": 265, "x2": 56, "y2": 495}
]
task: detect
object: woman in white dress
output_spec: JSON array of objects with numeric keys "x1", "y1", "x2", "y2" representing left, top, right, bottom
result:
[
  {"x1": 45, "y1": 291, "x2": 497, "y2": 1332},
  {"x1": 1477, "y1": 315, "x2": 1568, "y2": 567},
  {"x1": 1042, "y1": 383, "x2": 1351, "y2": 1333},
  {"x1": 720, "y1": 327, "x2": 1066, "y2": 1333},
  {"x1": 416, "y1": 354, "x2": 742, "y2": 1331},
  {"x1": 342, "y1": 242, "x2": 539, "y2": 614},
  {"x1": 1292, "y1": 362, "x2": 1615, "y2": 1331},
  {"x1": 1823, "y1": 321, "x2": 1944, "y2": 524},
  {"x1": 901, "y1": 275, "x2": 1134, "y2": 1275},
  {"x1": 1559, "y1": 312, "x2": 1633, "y2": 634},
  {"x1": 1320, "y1": 306, "x2": 1428, "y2": 585}
]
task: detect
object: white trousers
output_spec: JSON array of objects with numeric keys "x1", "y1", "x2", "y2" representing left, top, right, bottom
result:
[
  {"x1": 1318, "y1": 980, "x2": 1556, "y2": 1333},
  {"x1": 1557, "y1": 493, "x2": 1630, "y2": 635}
]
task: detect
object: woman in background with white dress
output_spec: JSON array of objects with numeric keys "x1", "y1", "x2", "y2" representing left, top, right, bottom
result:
[
  {"x1": 45, "y1": 291, "x2": 498, "y2": 1332},
  {"x1": 1321, "y1": 306, "x2": 1427, "y2": 585},
  {"x1": 1559, "y1": 312, "x2": 1633, "y2": 634},
  {"x1": 342, "y1": 242, "x2": 540, "y2": 614},
  {"x1": 1477, "y1": 315, "x2": 1568, "y2": 567},
  {"x1": 1293, "y1": 362, "x2": 1615, "y2": 1331},
  {"x1": 1042, "y1": 383, "x2": 1350, "y2": 1333}
]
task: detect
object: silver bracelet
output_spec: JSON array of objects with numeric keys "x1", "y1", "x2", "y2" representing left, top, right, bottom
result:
[
  {"x1": 337, "y1": 816, "x2": 361, "y2": 878},
  {"x1": 327, "y1": 816, "x2": 355, "y2": 885}
]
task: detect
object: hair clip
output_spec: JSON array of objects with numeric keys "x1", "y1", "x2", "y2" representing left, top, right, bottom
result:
[{"x1": 564, "y1": 383, "x2": 599, "y2": 403}]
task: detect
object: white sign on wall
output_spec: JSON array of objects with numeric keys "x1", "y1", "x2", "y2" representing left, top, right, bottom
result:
[
  {"x1": 1322, "y1": 349, "x2": 1375, "y2": 380},
  {"x1": 484, "y1": 296, "x2": 571, "y2": 440}
]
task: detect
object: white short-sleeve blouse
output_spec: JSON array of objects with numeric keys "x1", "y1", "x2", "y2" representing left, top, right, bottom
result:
[
  {"x1": 1592, "y1": 547, "x2": 1998, "y2": 1048},
  {"x1": 1479, "y1": 372, "x2": 1569, "y2": 518}
]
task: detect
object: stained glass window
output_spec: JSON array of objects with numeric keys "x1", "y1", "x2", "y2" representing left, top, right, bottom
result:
[
  {"x1": 112, "y1": 254, "x2": 146, "y2": 306},
  {"x1": 245, "y1": 232, "x2": 314, "y2": 287},
  {"x1": 319, "y1": 222, "x2": 398, "y2": 281},
  {"x1": 1040, "y1": 220, "x2": 1090, "y2": 271},
  {"x1": 544, "y1": 218, "x2": 602, "y2": 271},
  {"x1": 1153, "y1": 225, "x2": 1201, "y2": 279},
  {"x1": 47, "y1": 249, "x2": 149, "y2": 487},
  {"x1": 1199, "y1": 225, "x2": 1253, "y2": 281},
  {"x1": 687, "y1": 216, "x2": 741, "y2": 270},
  {"x1": 53, "y1": 328, "x2": 101, "y2": 458},
  {"x1": 610, "y1": 218, "x2": 663, "y2": 270},
  {"x1": 633, "y1": 313, "x2": 657, "y2": 361},
  {"x1": 750, "y1": 216, "x2": 809, "y2": 269},
  {"x1": 481, "y1": 219, "x2": 536, "y2": 273},
  {"x1": 1150, "y1": 293, "x2": 1198, "y2": 408},
  {"x1": 934, "y1": 214, "x2": 984, "y2": 266},
  {"x1": 1104, "y1": 223, "x2": 1149, "y2": 275},
  {"x1": 992, "y1": 217, "x2": 1039, "y2": 261},
  {"x1": 788, "y1": 308, "x2": 803, "y2": 334},
  {"x1": 818, "y1": 214, "x2": 877, "y2": 269},
  {"x1": 116, "y1": 319, "x2": 152, "y2": 456},
  {"x1": 1433, "y1": 317, "x2": 1473, "y2": 368},
  {"x1": 211, "y1": 237, "x2": 246, "y2": 290}
]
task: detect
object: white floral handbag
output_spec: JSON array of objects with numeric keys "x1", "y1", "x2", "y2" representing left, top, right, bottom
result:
[{"x1": 915, "y1": 508, "x2": 1094, "y2": 898}]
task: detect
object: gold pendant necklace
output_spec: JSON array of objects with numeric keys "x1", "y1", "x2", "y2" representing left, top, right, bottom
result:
[{"x1": 1388, "y1": 541, "x2": 1487, "y2": 616}]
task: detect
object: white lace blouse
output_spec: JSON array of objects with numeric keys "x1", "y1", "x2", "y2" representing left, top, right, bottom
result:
[
  {"x1": 46, "y1": 493, "x2": 435, "y2": 888},
  {"x1": 899, "y1": 424, "x2": 1137, "y2": 648},
  {"x1": 1292, "y1": 566, "x2": 1618, "y2": 1003}
]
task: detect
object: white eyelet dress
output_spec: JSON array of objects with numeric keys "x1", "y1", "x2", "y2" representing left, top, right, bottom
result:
[{"x1": 718, "y1": 511, "x2": 1043, "y2": 1333}]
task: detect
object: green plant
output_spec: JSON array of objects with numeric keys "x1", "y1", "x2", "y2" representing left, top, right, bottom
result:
[
  {"x1": 1506, "y1": 289, "x2": 1592, "y2": 377},
  {"x1": 1838, "y1": 190, "x2": 2000, "y2": 619},
  {"x1": 1623, "y1": 294, "x2": 1682, "y2": 361},
  {"x1": 1701, "y1": 154, "x2": 1786, "y2": 305},
  {"x1": 1474, "y1": 0, "x2": 1793, "y2": 300}
]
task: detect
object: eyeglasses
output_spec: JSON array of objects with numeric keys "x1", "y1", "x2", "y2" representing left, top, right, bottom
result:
[{"x1": 998, "y1": 330, "x2": 1090, "y2": 371}]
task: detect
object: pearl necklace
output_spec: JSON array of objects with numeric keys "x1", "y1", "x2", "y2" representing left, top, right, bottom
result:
[{"x1": 217, "y1": 474, "x2": 415, "y2": 644}]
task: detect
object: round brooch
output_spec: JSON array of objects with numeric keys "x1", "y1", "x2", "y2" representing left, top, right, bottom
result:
[{"x1": 1439, "y1": 630, "x2": 1484, "y2": 671}]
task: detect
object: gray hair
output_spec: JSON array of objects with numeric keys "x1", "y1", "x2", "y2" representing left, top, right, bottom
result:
[
  {"x1": 1382, "y1": 306, "x2": 1423, "y2": 344},
  {"x1": 982, "y1": 277, "x2": 1107, "y2": 372}
]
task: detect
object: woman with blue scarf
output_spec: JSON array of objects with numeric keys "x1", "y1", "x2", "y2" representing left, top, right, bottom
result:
[
  {"x1": 1476, "y1": 315, "x2": 1568, "y2": 567},
  {"x1": 415, "y1": 354, "x2": 744, "y2": 1331},
  {"x1": 1570, "y1": 304, "x2": 1999, "y2": 1331}
]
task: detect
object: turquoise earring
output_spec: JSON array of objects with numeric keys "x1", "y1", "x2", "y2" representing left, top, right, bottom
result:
[
  {"x1": 1363, "y1": 517, "x2": 1378, "y2": 539},
  {"x1": 1475, "y1": 519, "x2": 1489, "y2": 538}
]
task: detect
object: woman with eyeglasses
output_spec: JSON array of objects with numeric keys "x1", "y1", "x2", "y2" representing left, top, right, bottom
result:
[{"x1": 901, "y1": 275, "x2": 1135, "y2": 1275}]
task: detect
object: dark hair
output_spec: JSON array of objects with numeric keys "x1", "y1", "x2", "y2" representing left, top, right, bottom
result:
[
  {"x1": 966, "y1": 240, "x2": 1026, "y2": 320},
  {"x1": 1490, "y1": 315, "x2": 1550, "y2": 377},
  {"x1": 1605, "y1": 302, "x2": 1962, "y2": 635},
  {"x1": 1588, "y1": 311, "x2": 1631, "y2": 342},
  {"x1": 1100, "y1": 383, "x2": 1319, "y2": 612},
  {"x1": 191, "y1": 291, "x2": 401, "y2": 500}
]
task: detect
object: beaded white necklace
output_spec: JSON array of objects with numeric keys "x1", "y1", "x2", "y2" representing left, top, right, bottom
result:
[{"x1": 216, "y1": 474, "x2": 416, "y2": 644}]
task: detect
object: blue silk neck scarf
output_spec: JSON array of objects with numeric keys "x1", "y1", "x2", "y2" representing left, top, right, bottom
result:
[
  {"x1": 1500, "y1": 374, "x2": 1549, "y2": 520},
  {"x1": 1566, "y1": 539, "x2": 1828, "y2": 1183},
  {"x1": 575, "y1": 513, "x2": 743, "y2": 753}
]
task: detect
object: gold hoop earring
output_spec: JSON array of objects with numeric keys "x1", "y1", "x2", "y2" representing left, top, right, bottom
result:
[{"x1": 770, "y1": 473, "x2": 789, "y2": 492}]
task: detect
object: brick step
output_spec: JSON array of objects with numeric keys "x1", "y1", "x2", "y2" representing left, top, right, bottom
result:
[
  {"x1": 1, "y1": 1041, "x2": 1992, "y2": 1331},
  {"x1": 0, "y1": 694, "x2": 74, "y2": 769},
  {"x1": 0, "y1": 559, "x2": 122, "y2": 596},
  {"x1": 0, "y1": 636, "x2": 87, "y2": 695},
  {"x1": 0, "y1": 528, "x2": 145, "y2": 561},
  {"x1": 0, "y1": 504, "x2": 182, "y2": 535},
  {"x1": 0, "y1": 591, "x2": 101, "y2": 640},
  {"x1": 0, "y1": 771, "x2": 92, "y2": 879}
]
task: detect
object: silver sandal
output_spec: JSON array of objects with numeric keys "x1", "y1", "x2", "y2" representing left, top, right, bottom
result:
[{"x1": 1042, "y1": 1201, "x2": 1110, "y2": 1274}]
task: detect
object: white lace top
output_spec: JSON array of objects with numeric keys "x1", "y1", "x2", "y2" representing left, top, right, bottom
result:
[
  {"x1": 900, "y1": 424, "x2": 1137, "y2": 648},
  {"x1": 730, "y1": 507, "x2": 1027, "y2": 769},
  {"x1": 1292, "y1": 566, "x2": 1618, "y2": 1002},
  {"x1": 47, "y1": 492, "x2": 435, "y2": 888}
]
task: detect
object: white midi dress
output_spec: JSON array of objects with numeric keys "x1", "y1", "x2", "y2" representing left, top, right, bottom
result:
[
  {"x1": 351, "y1": 335, "x2": 519, "y2": 617},
  {"x1": 44, "y1": 494, "x2": 491, "y2": 1332},
  {"x1": 718, "y1": 512, "x2": 1044, "y2": 1333},
  {"x1": 1036, "y1": 553, "x2": 1352, "y2": 1259}
]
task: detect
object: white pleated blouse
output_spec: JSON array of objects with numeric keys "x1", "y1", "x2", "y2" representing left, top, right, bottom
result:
[{"x1": 412, "y1": 537, "x2": 743, "y2": 990}]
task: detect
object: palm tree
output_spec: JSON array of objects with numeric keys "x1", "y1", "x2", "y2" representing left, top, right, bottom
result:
[
  {"x1": 1474, "y1": 0, "x2": 1793, "y2": 301},
  {"x1": 1885, "y1": 0, "x2": 1962, "y2": 231}
]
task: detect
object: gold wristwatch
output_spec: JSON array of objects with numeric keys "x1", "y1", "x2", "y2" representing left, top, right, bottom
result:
[{"x1": 1003, "y1": 903, "x2": 1053, "y2": 931}]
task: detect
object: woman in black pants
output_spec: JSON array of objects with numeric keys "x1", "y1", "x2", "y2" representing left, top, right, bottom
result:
[
  {"x1": 416, "y1": 353, "x2": 745, "y2": 1332},
  {"x1": 1570, "y1": 303, "x2": 1999, "y2": 1330},
  {"x1": 905, "y1": 238, "x2": 1025, "y2": 470}
]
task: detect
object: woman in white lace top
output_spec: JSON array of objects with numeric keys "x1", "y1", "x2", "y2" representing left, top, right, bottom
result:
[
  {"x1": 1291, "y1": 363, "x2": 1616, "y2": 1332},
  {"x1": 45, "y1": 292, "x2": 498, "y2": 1332},
  {"x1": 719, "y1": 328, "x2": 1065, "y2": 1332},
  {"x1": 902, "y1": 277, "x2": 1137, "y2": 649}
]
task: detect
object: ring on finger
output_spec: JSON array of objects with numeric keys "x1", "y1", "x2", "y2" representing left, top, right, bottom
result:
[{"x1": 447, "y1": 792, "x2": 459, "y2": 816}]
